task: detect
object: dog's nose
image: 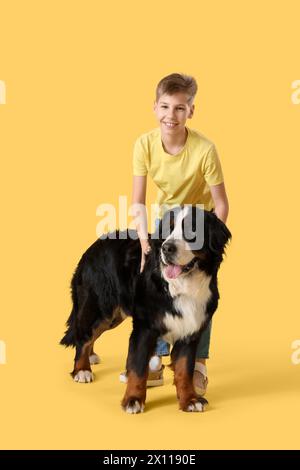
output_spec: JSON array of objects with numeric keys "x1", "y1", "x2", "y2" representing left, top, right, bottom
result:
[{"x1": 162, "y1": 242, "x2": 176, "y2": 255}]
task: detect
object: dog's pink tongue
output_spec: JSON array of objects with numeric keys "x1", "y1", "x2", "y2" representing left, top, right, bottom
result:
[{"x1": 165, "y1": 264, "x2": 182, "y2": 279}]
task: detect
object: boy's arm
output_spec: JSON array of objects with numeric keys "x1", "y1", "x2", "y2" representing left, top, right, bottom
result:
[
  {"x1": 132, "y1": 175, "x2": 147, "y2": 238},
  {"x1": 132, "y1": 175, "x2": 150, "y2": 246},
  {"x1": 131, "y1": 175, "x2": 151, "y2": 272},
  {"x1": 209, "y1": 182, "x2": 229, "y2": 224}
]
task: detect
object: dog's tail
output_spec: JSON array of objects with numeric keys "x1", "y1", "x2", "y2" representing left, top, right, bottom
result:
[
  {"x1": 60, "y1": 270, "x2": 80, "y2": 348},
  {"x1": 60, "y1": 307, "x2": 76, "y2": 347}
]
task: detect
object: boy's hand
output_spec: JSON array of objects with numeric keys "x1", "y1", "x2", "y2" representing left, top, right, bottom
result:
[{"x1": 140, "y1": 240, "x2": 151, "y2": 272}]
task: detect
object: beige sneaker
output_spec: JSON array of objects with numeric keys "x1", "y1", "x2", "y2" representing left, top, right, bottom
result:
[
  {"x1": 147, "y1": 365, "x2": 165, "y2": 386},
  {"x1": 193, "y1": 362, "x2": 208, "y2": 396},
  {"x1": 119, "y1": 365, "x2": 165, "y2": 387}
]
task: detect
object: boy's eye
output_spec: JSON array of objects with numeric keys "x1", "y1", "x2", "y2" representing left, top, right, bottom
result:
[{"x1": 161, "y1": 106, "x2": 185, "y2": 110}]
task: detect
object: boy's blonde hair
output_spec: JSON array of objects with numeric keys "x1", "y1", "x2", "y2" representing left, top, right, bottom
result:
[{"x1": 156, "y1": 73, "x2": 198, "y2": 105}]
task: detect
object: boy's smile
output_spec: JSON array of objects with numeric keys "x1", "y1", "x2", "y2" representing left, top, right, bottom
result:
[{"x1": 153, "y1": 92, "x2": 194, "y2": 137}]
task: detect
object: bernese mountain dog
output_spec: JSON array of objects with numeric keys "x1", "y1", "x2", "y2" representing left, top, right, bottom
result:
[{"x1": 60, "y1": 205, "x2": 231, "y2": 413}]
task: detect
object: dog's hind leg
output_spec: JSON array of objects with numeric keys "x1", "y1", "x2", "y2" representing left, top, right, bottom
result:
[
  {"x1": 88, "y1": 307, "x2": 127, "y2": 366},
  {"x1": 72, "y1": 307, "x2": 127, "y2": 383},
  {"x1": 72, "y1": 319, "x2": 111, "y2": 382},
  {"x1": 72, "y1": 341, "x2": 94, "y2": 383},
  {"x1": 70, "y1": 286, "x2": 107, "y2": 383},
  {"x1": 89, "y1": 344, "x2": 101, "y2": 365}
]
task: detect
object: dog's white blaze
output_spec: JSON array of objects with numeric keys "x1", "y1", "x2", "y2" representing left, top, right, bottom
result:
[
  {"x1": 161, "y1": 206, "x2": 194, "y2": 266},
  {"x1": 164, "y1": 206, "x2": 188, "y2": 243},
  {"x1": 163, "y1": 271, "x2": 212, "y2": 344}
]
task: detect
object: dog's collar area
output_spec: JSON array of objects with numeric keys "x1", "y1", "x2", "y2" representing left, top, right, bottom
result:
[{"x1": 181, "y1": 257, "x2": 198, "y2": 273}]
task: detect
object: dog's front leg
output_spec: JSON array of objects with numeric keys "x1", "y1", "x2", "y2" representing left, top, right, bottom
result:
[
  {"x1": 121, "y1": 325, "x2": 157, "y2": 414},
  {"x1": 171, "y1": 339, "x2": 208, "y2": 412}
]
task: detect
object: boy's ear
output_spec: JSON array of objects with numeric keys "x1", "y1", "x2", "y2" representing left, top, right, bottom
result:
[{"x1": 189, "y1": 104, "x2": 195, "y2": 118}]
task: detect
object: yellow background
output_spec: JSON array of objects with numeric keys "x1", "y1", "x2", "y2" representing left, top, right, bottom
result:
[{"x1": 0, "y1": 0, "x2": 299, "y2": 450}]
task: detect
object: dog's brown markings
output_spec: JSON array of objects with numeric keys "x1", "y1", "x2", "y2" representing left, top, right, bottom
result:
[
  {"x1": 72, "y1": 307, "x2": 126, "y2": 376},
  {"x1": 121, "y1": 371, "x2": 148, "y2": 411},
  {"x1": 71, "y1": 343, "x2": 93, "y2": 376},
  {"x1": 172, "y1": 356, "x2": 199, "y2": 410}
]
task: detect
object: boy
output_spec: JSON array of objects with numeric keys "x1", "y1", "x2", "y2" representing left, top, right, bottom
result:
[{"x1": 120, "y1": 73, "x2": 229, "y2": 395}]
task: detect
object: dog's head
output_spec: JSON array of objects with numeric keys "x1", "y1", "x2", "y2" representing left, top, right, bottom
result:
[{"x1": 158, "y1": 205, "x2": 231, "y2": 280}]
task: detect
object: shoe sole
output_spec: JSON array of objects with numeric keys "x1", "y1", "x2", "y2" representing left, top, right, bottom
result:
[
  {"x1": 146, "y1": 378, "x2": 164, "y2": 387},
  {"x1": 119, "y1": 374, "x2": 164, "y2": 387}
]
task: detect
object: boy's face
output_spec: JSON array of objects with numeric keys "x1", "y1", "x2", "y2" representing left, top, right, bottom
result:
[{"x1": 153, "y1": 92, "x2": 194, "y2": 135}]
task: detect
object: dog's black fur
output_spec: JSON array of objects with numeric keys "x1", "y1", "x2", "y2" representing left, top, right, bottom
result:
[{"x1": 60, "y1": 207, "x2": 231, "y2": 412}]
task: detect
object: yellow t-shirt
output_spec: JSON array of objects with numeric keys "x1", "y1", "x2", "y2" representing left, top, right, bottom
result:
[{"x1": 133, "y1": 126, "x2": 224, "y2": 218}]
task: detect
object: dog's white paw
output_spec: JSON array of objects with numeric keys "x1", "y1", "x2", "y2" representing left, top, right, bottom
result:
[
  {"x1": 183, "y1": 397, "x2": 208, "y2": 412},
  {"x1": 186, "y1": 401, "x2": 205, "y2": 412},
  {"x1": 74, "y1": 370, "x2": 94, "y2": 383},
  {"x1": 124, "y1": 400, "x2": 144, "y2": 414},
  {"x1": 89, "y1": 353, "x2": 101, "y2": 365}
]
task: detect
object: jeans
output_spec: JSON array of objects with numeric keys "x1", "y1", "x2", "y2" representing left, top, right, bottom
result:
[
  {"x1": 153, "y1": 217, "x2": 212, "y2": 360},
  {"x1": 155, "y1": 322, "x2": 212, "y2": 359}
]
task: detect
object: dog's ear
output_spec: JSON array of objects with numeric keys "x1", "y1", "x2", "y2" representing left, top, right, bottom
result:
[{"x1": 207, "y1": 212, "x2": 232, "y2": 255}]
